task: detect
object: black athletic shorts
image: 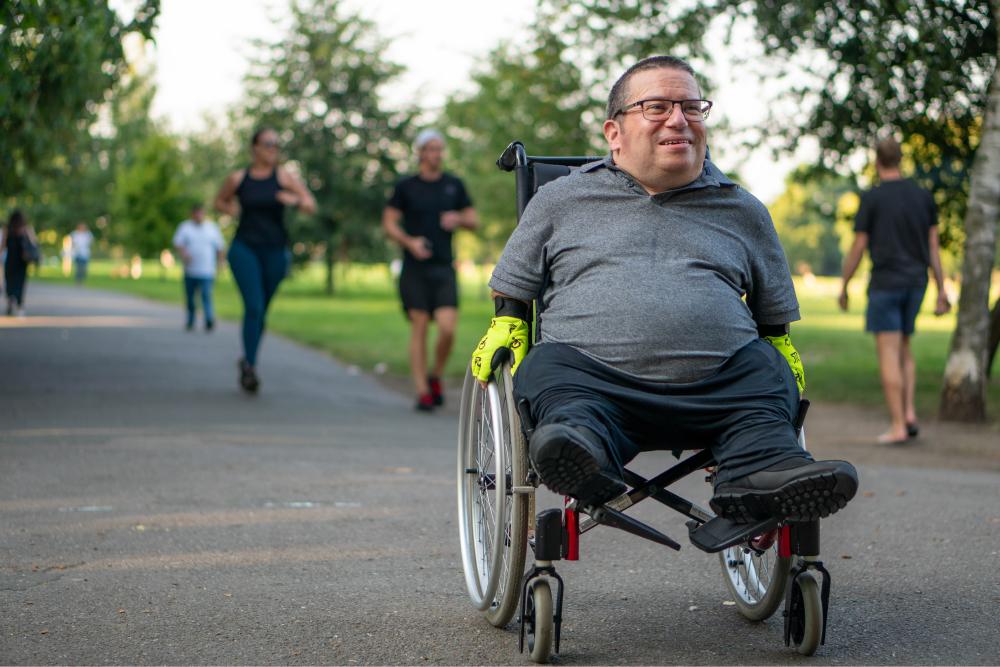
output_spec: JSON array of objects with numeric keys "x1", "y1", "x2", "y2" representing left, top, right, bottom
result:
[{"x1": 399, "y1": 262, "x2": 458, "y2": 315}]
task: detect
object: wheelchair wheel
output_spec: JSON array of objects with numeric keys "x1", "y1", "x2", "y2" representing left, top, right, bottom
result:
[
  {"x1": 525, "y1": 579, "x2": 554, "y2": 664},
  {"x1": 719, "y1": 529, "x2": 791, "y2": 621},
  {"x1": 788, "y1": 569, "x2": 823, "y2": 656},
  {"x1": 457, "y1": 362, "x2": 529, "y2": 628}
]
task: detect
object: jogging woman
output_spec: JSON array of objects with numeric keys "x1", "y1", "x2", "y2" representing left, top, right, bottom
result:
[{"x1": 214, "y1": 128, "x2": 316, "y2": 392}]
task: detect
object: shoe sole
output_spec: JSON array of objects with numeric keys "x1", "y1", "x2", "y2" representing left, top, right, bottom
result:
[
  {"x1": 532, "y1": 436, "x2": 625, "y2": 507},
  {"x1": 710, "y1": 470, "x2": 857, "y2": 523}
]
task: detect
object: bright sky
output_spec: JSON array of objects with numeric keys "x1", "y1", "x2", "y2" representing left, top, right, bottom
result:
[
  {"x1": 146, "y1": 0, "x2": 799, "y2": 203},
  {"x1": 149, "y1": 0, "x2": 537, "y2": 127}
]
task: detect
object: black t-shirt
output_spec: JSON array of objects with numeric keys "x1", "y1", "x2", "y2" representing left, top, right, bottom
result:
[
  {"x1": 386, "y1": 173, "x2": 472, "y2": 265},
  {"x1": 854, "y1": 178, "x2": 936, "y2": 290}
]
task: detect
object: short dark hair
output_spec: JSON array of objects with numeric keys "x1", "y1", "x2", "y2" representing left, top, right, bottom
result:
[
  {"x1": 606, "y1": 56, "x2": 698, "y2": 120},
  {"x1": 875, "y1": 137, "x2": 902, "y2": 168},
  {"x1": 191, "y1": 202, "x2": 204, "y2": 212}
]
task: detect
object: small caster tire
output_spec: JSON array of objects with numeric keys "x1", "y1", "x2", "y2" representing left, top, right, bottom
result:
[
  {"x1": 526, "y1": 579, "x2": 554, "y2": 663},
  {"x1": 790, "y1": 570, "x2": 823, "y2": 656}
]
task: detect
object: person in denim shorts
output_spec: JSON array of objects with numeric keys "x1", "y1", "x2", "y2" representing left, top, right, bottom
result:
[{"x1": 839, "y1": 136, "x2": 950, "y2": 444}]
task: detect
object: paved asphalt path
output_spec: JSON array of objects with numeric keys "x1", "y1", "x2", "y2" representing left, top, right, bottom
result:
[{"x1": 2, "y1": 284, "x2": 998, "y2": 665}]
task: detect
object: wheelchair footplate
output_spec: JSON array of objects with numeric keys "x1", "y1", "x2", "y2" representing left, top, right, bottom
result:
[{"x1": 686, "y1": 515, "x2": 780, "y2": 553}]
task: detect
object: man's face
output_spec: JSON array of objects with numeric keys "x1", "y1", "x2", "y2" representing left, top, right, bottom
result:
[
  {"x1": 192, "y1": 208, "x2": 204, "y2": 223},
  {"x1": 418, "y1": 138, "x2": 445, "y2": 171},
  {"x1": 603, "y1": 67, "x2": 707, "y2": 193}
]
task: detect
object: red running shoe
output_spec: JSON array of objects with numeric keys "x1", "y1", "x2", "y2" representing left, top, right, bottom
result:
[
  {"x1": 415, "y1": 392, "x2": 435, "y2": 412},
  {"x1": 428, "y1": 376, "x2": 444, "y2": 406}
]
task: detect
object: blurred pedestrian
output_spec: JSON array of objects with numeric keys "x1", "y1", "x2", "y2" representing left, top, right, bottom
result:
[
  {"x1": 214, "y1": 127, "x2": 316, "y2": 393},
  {"x1": 382, "y1": 129, "x2": 478, "y2": 411},
  {"x1": 70, "y1": 222, "x2": 94, "y2": 284},
  {"x1": 839, "y1": 136, "x2": 950, "y2": 444},
  {"x1": 2, "y1": 210, "x2": 39, "y2": 317},
  {"x1": 173, "y1": 203, "x2": 225, "y2": 332}
]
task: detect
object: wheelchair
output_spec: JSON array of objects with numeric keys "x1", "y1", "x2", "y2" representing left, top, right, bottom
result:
[{"x1": 457, "y1": 142, "x2": 833, "y2": 663}]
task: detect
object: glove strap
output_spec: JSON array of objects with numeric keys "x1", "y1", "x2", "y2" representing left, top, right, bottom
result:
[
  {"x1": 758, "y1": 322, "x2": 789, "y2": 338},
  {"x1": 494, "y1": 295, "x2": 530, "y2": 321}
]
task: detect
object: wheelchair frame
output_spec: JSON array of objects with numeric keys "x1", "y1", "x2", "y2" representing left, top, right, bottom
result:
[{"x1": 457, "y1": 141, "x2": 833, "y2": 663}]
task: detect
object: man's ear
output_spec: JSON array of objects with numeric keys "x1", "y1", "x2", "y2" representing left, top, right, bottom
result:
[{"x1": 603, "y1": 118, "x2": 622, "y2": 153}]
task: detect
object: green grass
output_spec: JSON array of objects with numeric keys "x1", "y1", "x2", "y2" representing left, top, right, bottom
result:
[{"x1": 35, "y1": 259, "x2": 999, "y2": 416}]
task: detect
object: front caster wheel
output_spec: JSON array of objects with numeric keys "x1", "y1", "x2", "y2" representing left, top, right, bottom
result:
[
  {"x1": 526, "y1": 579, "x2": 554, "y2": 663},
  {"x1": 789, "y1": 571, "x2": 823, "y2": 656}
]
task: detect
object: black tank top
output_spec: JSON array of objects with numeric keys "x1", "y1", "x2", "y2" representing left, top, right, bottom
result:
[{"x1": 235, "y1": 168, "x2": 287, "y2": 248}]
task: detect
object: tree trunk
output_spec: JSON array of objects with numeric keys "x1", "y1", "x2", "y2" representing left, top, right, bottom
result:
[
  {"x1": 325, "y1": 238, "x2": 335, "y2": 296},
  {"x1": 939, "y1": 4, "x2": 1000, "y2": 421},
  {"x1": 323, "y1": 215, "x2": 338, "y2": 296},
  {"x1": 988, "y1": 295, "x2": 1000, "y2": 377}
]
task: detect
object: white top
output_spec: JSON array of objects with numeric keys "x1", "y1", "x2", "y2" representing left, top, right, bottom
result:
[
  {"x1": 70, "y1": 229, "x2": 94, "y2": 260},
  {"x1": 173, "y1": 219, "x2": 225, "y2": 278}
]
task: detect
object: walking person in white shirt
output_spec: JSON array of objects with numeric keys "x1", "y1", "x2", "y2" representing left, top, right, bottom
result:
[
  {"x1": 70, "y1": 223, "x2": 94, "y2": 284},
  {"x1": 173, "y1": 204, "x2": 226, "y2": 332}
]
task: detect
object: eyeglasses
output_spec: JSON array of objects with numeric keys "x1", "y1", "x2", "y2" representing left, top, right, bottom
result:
[
  {"x1": 257, "y1": 140, "x2": 280, "y2": 149},
  {"x1": 615, "y1": 98, "x2": 713, "y2": 123}
]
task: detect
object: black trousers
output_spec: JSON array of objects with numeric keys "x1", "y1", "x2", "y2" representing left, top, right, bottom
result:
[{"x1": 513, "y1": 340, "x2": 809, "y2": 484}]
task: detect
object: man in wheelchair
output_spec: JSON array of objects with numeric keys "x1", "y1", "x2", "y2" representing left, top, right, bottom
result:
[{"x1": 470, "y1": 56, "x2": 858, "y2": 525}]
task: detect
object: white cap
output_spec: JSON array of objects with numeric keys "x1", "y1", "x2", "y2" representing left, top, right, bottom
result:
[{"x1": 414, "y1": 128, "x2": 445, "y2": 151}]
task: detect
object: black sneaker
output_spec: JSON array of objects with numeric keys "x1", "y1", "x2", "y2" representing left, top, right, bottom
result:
[
  {"x1": 238, "y1": 358, "x2": 259, "y2": 393},
  {"x1": 205, "y1": 320, "x2": 214, "y2": 332},
  {"x1": 529, "y1": 423, "x2": 626, "y2": 507},
  {"x1": 711, "y1": 457, "x2": 858, "y2": 524},
  {"x1": 428, "y1": 376, "x2": 444, "y2": 406}
]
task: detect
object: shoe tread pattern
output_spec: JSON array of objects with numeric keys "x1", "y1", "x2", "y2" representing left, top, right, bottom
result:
[
  {"x1": 710, "y1": 471, "x2": 856, "y2": 523},
  {"x1": 532, "y1": 438, "x2": 625, "y2": 507}
]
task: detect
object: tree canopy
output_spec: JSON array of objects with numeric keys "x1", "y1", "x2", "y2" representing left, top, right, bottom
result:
[
  {"x1": 240, "y1": 0, "x2": 412, "y2": 292},
  {"x1": 440, "y1": 25, "x2": 598, "y2": 254},
  {"x1": 0, "y1": 0, "x2": 160, "y2": 196}
]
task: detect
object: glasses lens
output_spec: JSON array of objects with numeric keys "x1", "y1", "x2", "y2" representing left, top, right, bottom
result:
[
  {"x1": 640, "y1": 100, "x2": 671, "y2": 120},
  {"x1": 681, "y1": 100, "x2": 710, "y2": 120},
  {"x1": 639, "y1": 100, "x2": 711, "y2": 122}
]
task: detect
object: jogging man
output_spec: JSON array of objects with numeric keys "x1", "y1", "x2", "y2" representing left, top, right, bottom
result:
[{"x1": 383, "y1": 130, "x2": 478, "y2": 411}]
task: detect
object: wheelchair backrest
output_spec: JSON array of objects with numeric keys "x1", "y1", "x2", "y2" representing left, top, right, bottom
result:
[{"x1": 496, "y1": 141, "x2": 602, "y2": 221}]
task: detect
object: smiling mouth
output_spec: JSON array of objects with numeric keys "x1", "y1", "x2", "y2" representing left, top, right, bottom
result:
[{"x1": 659, "y1": 139, "x2": 691, "y2": 146}]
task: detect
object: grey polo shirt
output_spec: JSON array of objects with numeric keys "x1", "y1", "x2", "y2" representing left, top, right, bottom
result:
[{"x1": 490, "y1": 157, "x2": 800, "y2": 383}]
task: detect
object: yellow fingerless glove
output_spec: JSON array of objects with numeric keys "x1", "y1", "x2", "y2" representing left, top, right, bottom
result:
[
  {"x1": 470, "y1": 316, "x2": 530, "y2": 382},
  {"x1": 764, "y1": 333, "x2": 806, "y2": 394}
]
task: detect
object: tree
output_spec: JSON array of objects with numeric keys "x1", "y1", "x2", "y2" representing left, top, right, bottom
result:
[
  {"x1": 240, "y1": 0, "x2": 412, "y2": 294},
  {"x1": 7, "y1": 67, "x2": 161, "y2": 256},
  {"x1": 112, "y1": 132, "x2": 194, "y2": 258},
  {"x1": 440, "y1": 26, "x2": 597, "y2": 256},
  {"x1": 547, "y1": 0, "x2": 1000, "y2": 420},
  {"x1": 0, "y1": 0, "x2": 159, "y2": 196},
  {"x1": 941, "y1": 2, "x2": 1000, "y2": 418},
  {"x1": 769, "y1": 166, "x2": 857, "y2": 276}
]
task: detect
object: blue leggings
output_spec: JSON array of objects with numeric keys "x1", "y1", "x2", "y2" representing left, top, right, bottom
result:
[{"x1": 227, "y1": 239, "x2": 289, "y2": 366}]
